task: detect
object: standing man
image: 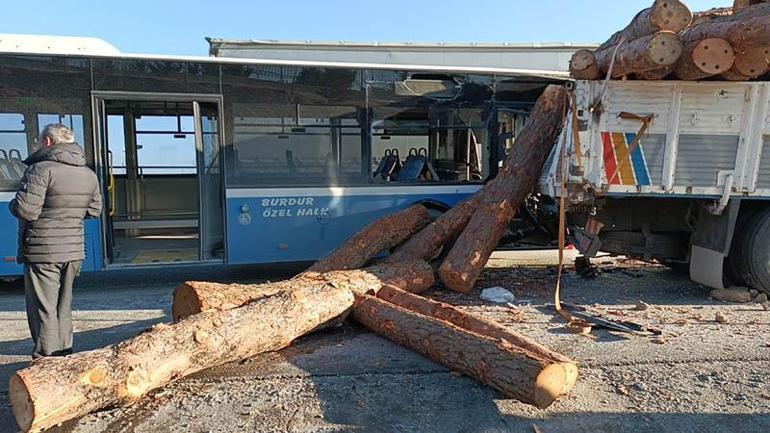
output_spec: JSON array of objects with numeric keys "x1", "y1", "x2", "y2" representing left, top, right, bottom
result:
[{"x1": 9, "y1": 124, "x2": 102, "y2": 358}]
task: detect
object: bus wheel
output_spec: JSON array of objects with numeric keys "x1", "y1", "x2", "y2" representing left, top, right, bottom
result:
[{"x1": 729, "y1": 208, "x2": 770, "y2": 294}]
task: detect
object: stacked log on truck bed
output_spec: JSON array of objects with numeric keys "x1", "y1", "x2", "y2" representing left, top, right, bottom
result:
[
  {"x1": 10, "y1": 85, "x2": 575, "y2": 432},
  {"x1": 569, "y1": 0, "x2": 770, "y2": 81}
]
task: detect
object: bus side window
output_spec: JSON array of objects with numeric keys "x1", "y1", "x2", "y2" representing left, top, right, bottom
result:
[
  {"x1": 371, "y1": 107, "x2": 488, "y2": 183},
  {"x1": 0, "y1": 112, "x2": 28, "y2": 190},
  {"x1": 37, "y1": 114, "x2": 86, "y2": 146}
]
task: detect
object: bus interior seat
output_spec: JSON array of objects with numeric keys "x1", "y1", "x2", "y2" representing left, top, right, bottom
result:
[
  {"x1": 7, "y1": 149, "x2": 26, "y2": 179},
  {"x1": 396, "y1": 147, "x2": 434, "y2": 182},
  {"x1": 373, "y1": 148, "x2": 401, "y2": 181},
  {"x1": 0, "y1": 150, "x2": 17, "y2": 182}
]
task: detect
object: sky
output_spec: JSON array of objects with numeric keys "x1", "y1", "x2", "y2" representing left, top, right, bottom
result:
[{"x1": 1, "y1": 0, "x2": 733, "y2": 56}]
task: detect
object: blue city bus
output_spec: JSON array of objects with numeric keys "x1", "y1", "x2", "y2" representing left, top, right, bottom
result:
[{"x1": 0, "y1": 48, "x2": 564, "y2": 276}]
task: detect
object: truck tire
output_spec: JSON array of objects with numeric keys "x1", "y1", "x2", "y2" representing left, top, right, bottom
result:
[{"x1": 729, "y1": 209, "x2": 770, "y2": 293}]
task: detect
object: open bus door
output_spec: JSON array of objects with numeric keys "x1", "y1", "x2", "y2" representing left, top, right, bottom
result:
[{"x1": 92, "y1": 93, "x2": 224, "y2": 267}]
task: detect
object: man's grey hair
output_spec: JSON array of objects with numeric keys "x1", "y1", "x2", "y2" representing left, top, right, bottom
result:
[{"x1": 40, "y1": 123, "x2": 75, "y2": 145}]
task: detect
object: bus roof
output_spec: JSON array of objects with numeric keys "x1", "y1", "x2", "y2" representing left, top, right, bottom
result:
[{"x1": 0, "y1": 33, "x2": 572, "y2": 81}]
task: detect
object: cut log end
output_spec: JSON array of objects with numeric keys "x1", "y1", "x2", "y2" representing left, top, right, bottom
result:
[
  {"x1": 733, "y1": 46, "x2": 770, "y2": 77},
  {"x1": 533, "y1": 363, "x2": 570, "y2": 409},
  {"x1": 172, "y1": 283, "x2": 205, "y2": 322},
  {"x1": 651, "y1": 0, "x2": 694, "y2": 33},
  {"x1": 9, "y1": 374, "x2": 33, "y2": 433},
  {"x1": 569, "y1": 49, "x2": 600, "y2": 80},
  {"x1": 691, "y1": 38, "x2": 735, "y2": 74},
  {"x1": 647, "y1": 31, "x2": 684, "y2": 66}
]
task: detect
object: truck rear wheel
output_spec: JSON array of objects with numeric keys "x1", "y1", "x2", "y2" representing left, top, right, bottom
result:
[{"x1": 728, "y1": 208, "x2": 770, "y2": 294}]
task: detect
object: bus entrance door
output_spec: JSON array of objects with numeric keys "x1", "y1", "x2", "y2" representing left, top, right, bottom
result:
[{"x1": 94, "y1": 96, "x2": 224, "y2": 266}]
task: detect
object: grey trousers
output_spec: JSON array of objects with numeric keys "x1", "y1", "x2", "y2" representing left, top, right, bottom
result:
[{"x1": 24, "y1": 261, "x2": 81, "y2": 358}]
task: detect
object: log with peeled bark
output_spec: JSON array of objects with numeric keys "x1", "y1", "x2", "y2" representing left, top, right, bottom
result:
[
  {"x1": 595, "y1": 31, "x2": 683, "y2": 78},
  {"x1": 172, "y1": 261, "x2": 436, "y2": 321},
  {"x1": 386, "y1": 195, "x2": 480, "y2": 263},
  {"x1": 674, "y1": 38, "x2": 735, "y2": 80},
  {"x1": 438, "y1": 85, "x2": 568, "y2": 293},
  {"x1": 720, "y1": 46, "x2": 770, "y2": 80},
  {"x1": 569, "y1": 49, "x2": 600, "y2": 80},
  {"x1": 682, "y1": 5, "x2": 770, "y2": 53},
  {"x1": 597, "y1": 0, "x2": 692, "y2": 51},
  {"x1": 352, "y1": 292, "x2": 571, "y2": 408},
  {"x1": 10, "y1": 278, "x2": 360, "y2": 432},
  {"x1": 375, "y1": 285, "x2": 578, "y2": 394},
  {"x1": 305, "y1": 203, "x2": 431, "y2": 273}
]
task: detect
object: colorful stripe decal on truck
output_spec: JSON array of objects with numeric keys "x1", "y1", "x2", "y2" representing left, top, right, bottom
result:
[{"x1": 601, "y1": 132, "x2": 652, "y2": 186}]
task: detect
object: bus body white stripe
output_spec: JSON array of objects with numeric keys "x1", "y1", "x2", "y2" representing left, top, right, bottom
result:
[
  {"x1": 0, "y1": 192, "x2": 15, "y2": 202},
  {"x1": 226, "y1": 185, "x2": 482, "y2": 199}
]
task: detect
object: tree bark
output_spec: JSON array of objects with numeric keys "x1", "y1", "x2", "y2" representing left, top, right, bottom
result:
[
  {"x1": 438, "y1": 85, "x2": 567, "y2": 293},
  {"x1": 375, "y1": 285, "x2": 578, "y2": 394},
  {"x1": 682, "y1": 5, "x2": 770, "y2": 52},
  {"x1": 351, "y1": 293, "x2": 570, "y2": 408},
  {"x1": 306, "y1": 204, "x2": 431, "y2": 273},
  {"x1": 635, "y1": 64, "x2": 675, "y2": 80},
  {"x1": 386, "y1": 195, "x2": 481, "y2": 263},
  {"x1": 569, "y1": 49, "x2": 600, "y2": 80},
  {"x1": 674, "y1": 38, "x2": 735, "y2": 80},
  {"x1": 733, "y1": 0, "x2": 769, "y2": 12},
  {"x1": 720, "y1": 46, "x2": 770, "y2": 80},
  {"x1": 595, "y1": 31, "x2": 683, "y2": 78},
  {"x1": 11, "y1": 280, "x2": 359, "y2": 432},
  {"x1": 173, "y1": 261, "x2": 436, "y2": 322},
  {"x1": 597, "y1": 0, "x2": 692, "y2": 51}
]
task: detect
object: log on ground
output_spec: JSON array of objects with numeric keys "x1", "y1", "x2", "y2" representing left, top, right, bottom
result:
[
  {"x1": 438, "y1": 85, "x2": 568, "y2": 293},
  {"x1": 595, "y1": 31, "x2": 683, "y2": 78},
  {"x1": 352, "y1": 292, "x2": 571, "y2": 408},
  {"x1": 375, "y1": 284, "x2": 578, "y2": 394},
  {"x1": 306, "y1": 203, "x2": 431, "y2": 273},
  {"x1": 11, "y1": 280, "x2": 359, "y2": 432},
  {"x1": 173, "y1": 261, "x2": 436, "y2": 321},
  {"x1": 674, "y1": 38, "x2": 735, "y2": 80},
  {"x1": 386, "y1": 195, "x2": 481, "y2": 263},
  {"x1": 598, "y1": 0, "x2": 692, "y2": 51}
]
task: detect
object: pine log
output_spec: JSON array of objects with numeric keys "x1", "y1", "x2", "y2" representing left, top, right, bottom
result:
[
  {"x1": 720, "y1": 46, "x2": 770, "y2": 80},
  {"x1": 438, "y1": 85, "x2": 567, "y2": 293},
  {"x1": 733, "y1": 0, "x2": 769, "y2": 12},
  {"x1": 386, "y1": 195, "x2": 481, "y2": 263},
  {"x1": 306, "y1": 204, "x2": 431, "y2": 273},
  {"x1": 682, "y1": 5, "x2": 770, "y2": 52},
  {"x1": 598, "y1": 0, "x2": 692, "y2": 51},
  {"x1": 569, "y1": 49, "x2": 600, "y2": 80},
  {"x1": 595, "y1": 31, "x2": 683, "y2": 78},
  {"x1": 172, "y1": 261, "x2": 436, "y2": 321},
  {"x1": 11, "y1": 279, "x2": 361, "y2": 432},
  {"x1": 635, "y1": 64, "x2": 674, "y2": 80},
  {"x1": 352, "y1": 293, "x2": 570, "y2": 408},
  {"x1": 375, "y1": 285, "x2": 578, "y2": 394},
  {"x1": 674, "y1": 38, "x2": 735, "y2": 80},
  {"x1": 692, "y1": 7, "x2": 734, "y2": 26}
]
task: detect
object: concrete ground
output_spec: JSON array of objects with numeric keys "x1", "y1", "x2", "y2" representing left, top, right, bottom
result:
[{"x1": 0, "y1": 251, "x2": 767, "y2": 433}]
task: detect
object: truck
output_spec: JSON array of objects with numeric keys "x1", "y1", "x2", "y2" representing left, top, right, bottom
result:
[{"x1": 538, "y1": 79, "x2": 770, "y2": 293}]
